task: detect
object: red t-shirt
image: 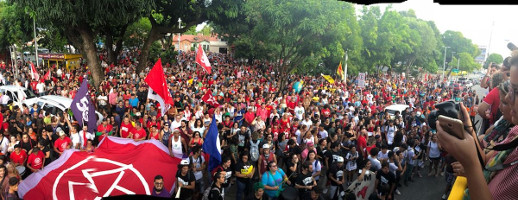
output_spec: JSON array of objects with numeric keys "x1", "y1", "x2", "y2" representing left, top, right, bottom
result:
[
  {"x1": 54, "y1": 137, "x2": 72, "y2": 152},
  {"x1": 27, "y1": 151, "x2": 45, "y2": 170},
  {"x1": 132, "y1": 128, "x2": 147, "y2": 140},
  {"x1": 10, "y1": 150, "x2": 27, "y2": 165},
  {"x1": 483, "y1": 87, "x2": 500, "y2": 124},
  {"x1": 357, "y1": 135, "x2": 367, "y2": 158},
  {"x1": 120, "y1": 122, "x2": 134, "y2": 138},
  {"x1": 321, "y1": 108, "x2": 331, "y2": 118}
]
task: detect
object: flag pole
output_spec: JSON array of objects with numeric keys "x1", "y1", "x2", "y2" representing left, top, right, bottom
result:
[{"x1": 344, "y1": 50, "x2": 348, "y2": 83}]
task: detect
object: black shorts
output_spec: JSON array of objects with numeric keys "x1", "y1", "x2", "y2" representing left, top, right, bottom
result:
[{"x1": 429, "y1": 157, "x2": 440, "y2": 161}]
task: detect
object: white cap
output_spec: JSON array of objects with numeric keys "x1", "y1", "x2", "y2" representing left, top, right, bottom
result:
[
  {"x1": 336, "y1": 156, "x2": 344, "y2": 163},
  {"x1": 180, "y1": 159, "x2": 190, "y2": 166},
  {"x1": 58, "y1": 130, "x2": 66, "y2": 136},
  {"x1": 263, "y1": 144, "x2": 270, "y2": 149}
]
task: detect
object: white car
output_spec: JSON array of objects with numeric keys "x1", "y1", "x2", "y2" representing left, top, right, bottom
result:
[
  {"x1": 0, "y1": 85, "x2": 39, "y2": 110},
  {"x1": 26, "y1": 95, "x2": 103, "y2": 125},
  {"x1": 384, "y1": 104, "x2": 410, "y2": 120}
]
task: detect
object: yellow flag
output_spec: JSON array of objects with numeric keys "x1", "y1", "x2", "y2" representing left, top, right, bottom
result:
[
  {"x1": 187, "y1": 78, "x2": 194, "y2": 85},
  {"x1": 337, "y1": 62, "x2": 343, "y2": 78},
  {"x1": 321, "y1": 74, "x2": 335, "y2": 84}
]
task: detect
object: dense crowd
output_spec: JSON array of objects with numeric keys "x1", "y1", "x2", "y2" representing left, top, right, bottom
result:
[{"x1": 0, "y1": 50, "x2": 483, "y2": 200}]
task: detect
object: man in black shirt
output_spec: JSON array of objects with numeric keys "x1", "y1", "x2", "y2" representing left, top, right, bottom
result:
[
  {"x1": 328, "y1": 156, "x2": 345, "y2": 200},
  {"x1": 325, "y1": 142, "x2": 343, "y2": 169},
  {"x1": 174, "y1": 160, "x2": 195, "y2": 200},
  {"x1": 295, "y1": 161, "x2": 317, "y2": 200},
  {"x1": 375, "y1": 161, "x2": 396, "y2": 200}
]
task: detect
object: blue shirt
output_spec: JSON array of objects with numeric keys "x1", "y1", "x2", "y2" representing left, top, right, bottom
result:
[
  {"x1": 261, "y1": 168, "x2": 286, "y2": 198},
  {"x1": 129, "y1": 97, "x2": 139, "y2": 108}
]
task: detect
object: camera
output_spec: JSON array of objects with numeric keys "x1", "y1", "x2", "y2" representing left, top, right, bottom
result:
[{"x1": 427, "y1": 100, "x2": 461, "y2": 130}]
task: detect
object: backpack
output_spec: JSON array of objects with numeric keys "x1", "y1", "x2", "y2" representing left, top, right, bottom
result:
[
  {"x1": 202, "y1": 186, "x2": 221, "y2": 200},
  {"x1": 250, "y1": 140, "x2": 260, "y2": 162}
]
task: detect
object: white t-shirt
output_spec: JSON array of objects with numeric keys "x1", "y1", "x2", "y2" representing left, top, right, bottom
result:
[
  {"x1": 428, "y1": 141, "x2": 441, "y2": 158},
  {"x1": 386, "y1": 126, "x2": 397, "y2": 145},
  {"x1": 36, "y1": 82, "x2": 45, "y2": 93},
  {"x1": 294, "y1": 106, "x2": 305, "y2": 120}
]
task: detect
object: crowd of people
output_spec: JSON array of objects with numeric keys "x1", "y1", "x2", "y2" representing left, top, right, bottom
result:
[{"x1": 0, "y1": 47, "x2": 501, "y2": 200}]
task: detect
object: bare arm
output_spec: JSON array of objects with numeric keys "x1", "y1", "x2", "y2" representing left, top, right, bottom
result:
[{"x1": 477, "y1": 102, "x2": 490, "y2": 119}]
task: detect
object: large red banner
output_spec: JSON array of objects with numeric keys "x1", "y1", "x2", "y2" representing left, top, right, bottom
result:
[{"x1": 19, "y1": 137, "x2": 181, "y2": 200}]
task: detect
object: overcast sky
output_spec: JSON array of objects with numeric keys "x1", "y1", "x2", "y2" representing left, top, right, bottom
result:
[{"x1": 366, "y1": 0, "x2": 518, "y2": 58}]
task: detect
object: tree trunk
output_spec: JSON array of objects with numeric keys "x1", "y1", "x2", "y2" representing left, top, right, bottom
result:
[
  {"x1": 77, "y1": 24, "x2": 104, "y2": 89},
  {"x1": 136, "y1": 27, "x2": 161, "y2": 73},
  {"x1": 105, "y1": 35, "x2": 115, "y2": 64}
]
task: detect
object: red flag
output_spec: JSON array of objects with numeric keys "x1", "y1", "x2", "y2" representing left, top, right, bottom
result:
[
  {"x1": 30, "y1": 62, "x2": 40, "y2": 80},
  {"x1": 195, "y1": 44, "x2": 212, "y2": 74},
  {"x1": 202, "y1": 89, "x2": 220, "y2": 107},
  {"x1": 18, "y1": 137, "x2": 181, "y2": 199},
  {"x1": 40, "y1": 69, "x2": 50, "y2": 83},
  {"x1": 145, "y1": 59, "x2": 174, "y2": 115}
]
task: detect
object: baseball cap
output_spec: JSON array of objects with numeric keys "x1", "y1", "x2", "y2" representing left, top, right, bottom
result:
[
  {"x1": 336, "y1": 156, "x2": 344, "y2": 163},
  {"x1": 58, "y1": 130, "x2": 66, "y2": 137},
  {"x1": 262, "y1": 144, "x2": 270, "y2": 149},
  {"x1": 307, "y1": 142, "x2": 314, "y2": 147},
  {"x1": 179, "y1": 159, "x2": 190, "y2": 166}
]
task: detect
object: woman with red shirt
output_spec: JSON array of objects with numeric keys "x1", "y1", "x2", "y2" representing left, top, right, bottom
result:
[{"x1": 10, "y1": 144, "x2": 26, "y2": 167}]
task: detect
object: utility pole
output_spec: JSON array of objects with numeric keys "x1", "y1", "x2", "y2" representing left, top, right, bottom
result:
[
  {"x1": 442, "y1": 46, "x2": 450, "y2": 81},
  {"x1": 33, "y1": 16, "x2": 39, "y2": 68}
]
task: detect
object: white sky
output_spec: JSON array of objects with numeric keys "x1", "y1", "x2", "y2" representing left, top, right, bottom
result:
[{"x1": 365, "y1": 0, "x2": 518, "y2": 58}]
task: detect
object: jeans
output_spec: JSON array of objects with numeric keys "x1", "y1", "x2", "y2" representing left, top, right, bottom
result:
[
  {"x1": 404, "y1": 164, "x2": 415, "y2": 182},
  {"x1": 236, "y1": 179, "x2": 250, "y2": 200}
]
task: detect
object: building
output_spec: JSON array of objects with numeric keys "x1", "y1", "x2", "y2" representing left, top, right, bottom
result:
[
  {"x1": 172, "y1": 34, "x2": 228, "y2": 54},
  {"x1": 475, "y1": 45, "x2": 487, "y2": 65}
]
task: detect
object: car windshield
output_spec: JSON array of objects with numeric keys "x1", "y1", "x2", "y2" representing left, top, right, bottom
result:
[{"x1": 24, "y1": 89, "x2": 37, "y2": 99}]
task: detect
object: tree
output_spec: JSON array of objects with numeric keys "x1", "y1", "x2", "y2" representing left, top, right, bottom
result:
[
  {"x1": 0, "y1": 2, "x2": 34, "y2": 56},
  {"x1": 18, "y1": 0, "x2": 153, "y2": 88},
  {"x1": 239, "y1": 0, "x2": 353, "y2": 90},
  {"x1": 135, "y1": 0, "x2": 208, "y2": 73},
  {"x1": 484, "y1": 53, "x2": 503, "y2": 69}
]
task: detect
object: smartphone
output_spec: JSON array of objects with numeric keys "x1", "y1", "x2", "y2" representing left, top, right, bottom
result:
[{"x1": 438, "y1": 115, "x2": 464, "y2": 139}]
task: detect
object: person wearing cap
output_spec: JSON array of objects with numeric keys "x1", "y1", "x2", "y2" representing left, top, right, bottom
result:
[
  {"x1": 258, "y1": 143, "x2": 276, "y2": 178},
  {"x1": 53, "y1": 130, "x2": 71, "y2": 156},
  {"x1": 9, "y1": 144, "x2": 26, "y2": 167},
  {"x1": 174, "y1": 159, "x2": 195, "y2": 200},
  {"x1": 328, "y1": 155, "x2": 345, "y2": 200},
  {"x1": 169, "y1": 128, "x2": 187, "y2": 159}
]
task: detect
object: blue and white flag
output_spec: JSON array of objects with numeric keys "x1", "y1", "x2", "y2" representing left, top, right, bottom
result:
[
  {"x1": 71, "y1": 79, "x2": 97, "y2": 133},
  {"x1": 202, "y1": 115, "x2": 221, "y2": 172}
]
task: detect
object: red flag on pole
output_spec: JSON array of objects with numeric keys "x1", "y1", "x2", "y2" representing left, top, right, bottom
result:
[
  {"x1": 30, "y1": 62, "x2": 40, "y2": 80},
  {"x1": 195, "y1": 44, "x2": 212, "y2": 74},
  {"x1": 145, "y1": 59, "x2": 174, "y2": 115},
  {"x1": 41, "y1": 69, "x2": 50, "y2": 83},
  {"x1": 202, "y1": 89, "x2": 220, "y2": 107}
]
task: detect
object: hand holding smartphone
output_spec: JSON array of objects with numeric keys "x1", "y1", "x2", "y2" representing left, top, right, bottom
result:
[{"x1": 438, "y1": 115, "x2": 465, "y2": 140}]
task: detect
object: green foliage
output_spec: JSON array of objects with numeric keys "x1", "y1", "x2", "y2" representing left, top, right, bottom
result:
[
  {"x1": 0, "y1": 2, "x2": 33, "y2": 50},
  {"x1": 38, "y1": 28, "x2": 68, "y2": 52},
  {"x1": 124, "y1": 17, "x2": 152, "y2": 49},
  {"x1": 484, "y1": 53, "x2": 503, "y2": 69}
]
